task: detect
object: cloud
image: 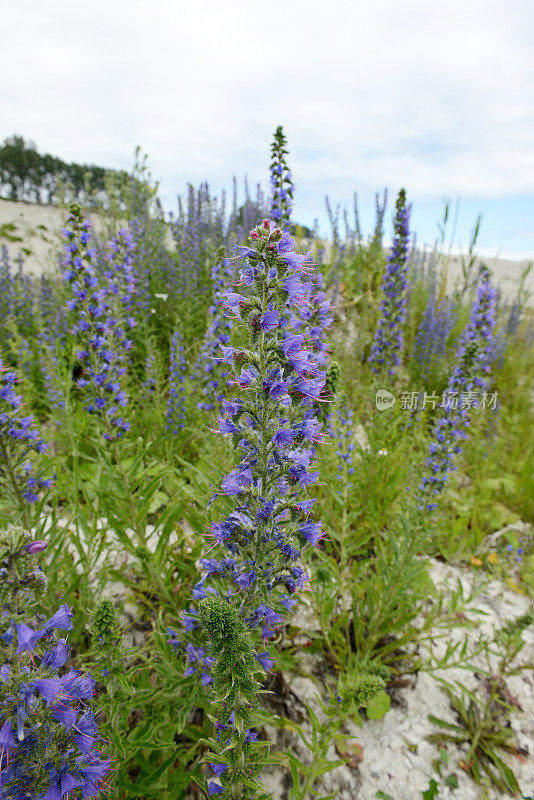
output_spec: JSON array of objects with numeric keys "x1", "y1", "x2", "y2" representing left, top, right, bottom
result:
[{"x1": 0, "y1": 0, "x2": 533, "y2": 251}]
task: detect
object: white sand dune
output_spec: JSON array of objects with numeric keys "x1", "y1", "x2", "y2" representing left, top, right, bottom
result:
[
  {"x1": 0, "y1": 199, "x2": 73, "y2": 275},
  {"x1": 442, "y1": 253, "x2": 533, "y2": 304},
  {"x1": 1, "y1": 198, "x2": 533, "y2": 304}
]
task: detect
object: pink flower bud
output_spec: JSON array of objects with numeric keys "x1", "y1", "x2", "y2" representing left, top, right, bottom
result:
[{"x1": 26, "y1": 540, "x2": 47, "y2": 554}]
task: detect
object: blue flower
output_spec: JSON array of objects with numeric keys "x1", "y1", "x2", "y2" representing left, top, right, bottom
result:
[
  {"x1": 31, "y1": 678, "x2": 64, "y2": 704},
  {"x1": 0, "y1": 720, "x2": 15, "y2": 749},
  {"x1": 15, "y1": 622, "x2": 45, "y2": 653},
  {"x1": 44, "y1": 604, "x2": 74, "y2": 632}
]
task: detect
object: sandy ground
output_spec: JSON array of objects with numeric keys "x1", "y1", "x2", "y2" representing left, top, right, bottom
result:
[
  {"x1": 0, "y1": 199, "x2": 73, "y2": 275},
  {"x1": 262, "y1": 556, "x2": 534, "y2": 800},
  {"x1": 41, "y1": 511, "x2": 534, "y2": 800},
  {"x1": 436, "y1": 253, "x2": 533, "y2": 306},
  {"x1": 1, "y1": 198, "x2": 533, "y2": 304}
]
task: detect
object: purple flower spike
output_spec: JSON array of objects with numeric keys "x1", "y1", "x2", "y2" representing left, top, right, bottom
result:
[
  {"x1": 171, "y1": 216, "x2": 332, "y2": 794},
  {"x1": 419, "y1": 267, "x2": 497, "y2": 509},
  {"x1": 62, "y1": 206, "x2": 135, "y2": 440},
  {"x1": 269, "y1": 126, "x2": 294, "y2": 229},
  {"x1": 255, "y1": 651, "x2": 275, "y2": 671},
  {"x1": 369, "y1": 189, "x2": 411, "y2": 375},
  {"x1": 0, "y1": 358, "x2": 54, "y2": 507}
]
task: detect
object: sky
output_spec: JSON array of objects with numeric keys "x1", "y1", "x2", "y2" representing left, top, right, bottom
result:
[{"x1": 1, "y1": 0, "x2": 534, "y2": 258}]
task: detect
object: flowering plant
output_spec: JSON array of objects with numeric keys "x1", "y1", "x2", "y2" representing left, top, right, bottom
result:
[
  {"x1": 0, "y1": 527, "x2": 109, "y2": 800},
  {"x1": 62, "y1": 205, "x2": 135, "y2": 441},
  {"x1": 269, "y1": 127, "x2": 294, "y2": 228},
  {"x1": 175, "y1": 219, "x2": 330, "y2": 797},
  {"x1": 0, "y1": 358, "x2": 53, "y2": 527},
  {"x1": 369, "y1": 188, "x2": 411, "y2": 375},
  {"x1": 420, "y1": 267, "x2": 497, "y2": 509}
]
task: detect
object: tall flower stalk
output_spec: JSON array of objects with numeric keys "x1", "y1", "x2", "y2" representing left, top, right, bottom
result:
[
  {"x1": 62, "y1": 205, "x2": 134, "y2": 441},
  {"x1": 192, "y1": 255, "x2": 234, "y2": 413},
  {"x1": 412, "y1": 290, "x2": 457, "y2": 383},
  {"x1": 0, "y1": 358, "x2": 53, "y2": 527},
  {"x1": 369, "y1": 188, "x2": 411, "y2": 375},
  {"x1": 179, "y1": 220, "x2": 329, "y2": 798},
  {"x1": 62, "y1": 204, "x2": 156, "y2": 561},
  {"x1": 419, "y1": 267, "x2": 497, "y2": 509},
  {"x1": 269, "y1": 126, "x2": 294, "y2": 228},
  {"x1": 166, "y1": 330, "x2": 187, "y2": 433}
]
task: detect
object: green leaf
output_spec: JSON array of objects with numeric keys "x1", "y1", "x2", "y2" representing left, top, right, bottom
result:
[
  {"x1": 490, "y1": 751, "x2": 520, "y2": 794},
  {"x1": 428, "y1": 715, "x2": 463, "y2": 732},
  {"x1": 313, "y1": 759, "x2": 345, "y2": 777},
  {"x1": 127, "y1": 739, "x2": 176, "y2": 751},
  {"x1": 147, "y1": 489, "x2": 169, "y2": 514},
  {"x1": 287, "y1": 752, "x2": 302, "y2": 792},
  {"x1": 444, "y1": 773, "x2": 459, "y2": 789},
  {"x1": 422, "y1": 778, "x2": 439, "y2": 800},
  {"x1": 366, "y1": 691, "x2": 391, "y2": 720}
]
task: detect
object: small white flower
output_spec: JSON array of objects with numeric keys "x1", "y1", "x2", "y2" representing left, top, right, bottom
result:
[
  {"x1": 154, "y1": 293, "x2": 168, "y2": 301},
  {"x1": 377, "y1": 448, "x2": 388, "y2": 456},
  {"x1": 150, "y1": 308, "x2": 156, "y2": 314}
]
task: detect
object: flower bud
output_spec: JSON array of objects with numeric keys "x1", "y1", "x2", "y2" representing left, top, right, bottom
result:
[
  {"x1": 26, "y1": 540, "x2": 47, "y2": 554},
  {"x1": 232, "y1": 351, "x2": 249, "y2": 366}
]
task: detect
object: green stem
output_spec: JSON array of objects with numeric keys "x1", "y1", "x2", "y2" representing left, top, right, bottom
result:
[{"x1": 4, "y1": 445, "x2": 31, "y2": 529}]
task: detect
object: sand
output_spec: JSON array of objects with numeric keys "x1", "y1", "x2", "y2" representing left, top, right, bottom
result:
[{"x1": 1, "y1": 198, "x2": 533, "y2": 305}]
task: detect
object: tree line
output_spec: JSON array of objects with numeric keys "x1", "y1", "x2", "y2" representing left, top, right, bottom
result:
[{"x1": 0, "y1": 135, "x2": 131, "y2": 207}]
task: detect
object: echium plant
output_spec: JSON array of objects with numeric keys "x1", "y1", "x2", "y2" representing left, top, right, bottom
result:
[
  {"x1": 412, "y1": 290, "x2": 457, "y2": 383},
  {"x1": 102, "y1": 227, "x2": 137, "y2": 350},
  {"x1": 0, "y1": 527, "x2": 109, "y2": 799},
  {"x1": 369, "y1": 188, "x2": 411, "y2": 375},
  {"x1": 328, "y1": 406, "x2": 356, "y2": 485},
  {"x1": 0, "y1": 357, "x2": 53, "y2": 526},
  {"x1": 419, "y1": 267, "x2": 497, "y2": 510},
  {"x1": 192, "y1": 255, "x2": 234, "y2": 413},
  {"x1": 62, "y1": 205, "x2": 133, "y2": 440},
  {"x1": 178, "y1": 221, "x2": 329, "y2": 798},
  {"x1": 0, "y1": 247, "x2": 15, "y2": 352},
  {"x1": 289, "y1": 272, "x2": 335, "y2": 428},
  {"x1": 166, "y1": 330, "x2": 187, "y2": 434},
  {"x1": 269, "y1": 126, "x2": 294, "y2": 228}
]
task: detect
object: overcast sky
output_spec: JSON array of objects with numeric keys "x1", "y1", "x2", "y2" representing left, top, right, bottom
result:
[{"x1": 1, "y1": 0, "x2": 534, "y2": 257}]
